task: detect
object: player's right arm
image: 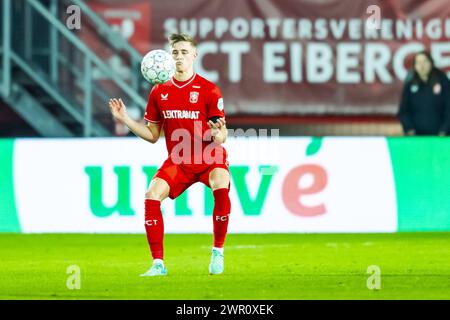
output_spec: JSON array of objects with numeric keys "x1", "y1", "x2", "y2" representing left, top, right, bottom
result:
[{"x1": 109, "y1": 98, "x2": 161, "y2": 143}]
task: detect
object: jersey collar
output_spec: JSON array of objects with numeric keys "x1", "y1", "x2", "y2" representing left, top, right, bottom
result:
[{"x1": 171, "y1": 73, "x2": 197, "y2": 89}]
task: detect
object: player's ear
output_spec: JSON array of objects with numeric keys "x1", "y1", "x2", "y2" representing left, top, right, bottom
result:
[{"x1": 191, "y1": 44, "x2": 198, "y2": 58}]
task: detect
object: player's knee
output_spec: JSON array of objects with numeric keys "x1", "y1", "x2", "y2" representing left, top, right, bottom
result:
[
  {"x1": 209, "y1": 169, "x2": 230, "y2": 187},
  {"x1": 209, "y1": 180, "x2": 222, "y2": 190},
  {"x1": 145, "y1": 189, "x2": 165, "y2": 201},
  {"x1": 145, "y1": 178, "x2": 170, "y2": 200},
  {"x1": 209, "y1": 176, "x2": 230, "y2": 190},
  {"x1": 144, "y1": 190, "x2": 156, "y2": 200}
]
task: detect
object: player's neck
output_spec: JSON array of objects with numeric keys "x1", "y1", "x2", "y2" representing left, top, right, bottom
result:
[{"x1": 174, "y1": 70, "x2": 195, "y2": 82}]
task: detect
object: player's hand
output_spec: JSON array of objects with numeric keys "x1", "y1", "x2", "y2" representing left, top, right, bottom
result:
[
  {"x1": 209, "y1": 126, "x2": 223, "y2": 143},
  {"x1": 207, "y1": 118, "x2": 226, "y2": 143},
  {"x1": 207, "y1": 117, "x2": 226, "y2": 129},
  {"x1": 109, "y1": 98, "x2": 128, "y2": 123}
]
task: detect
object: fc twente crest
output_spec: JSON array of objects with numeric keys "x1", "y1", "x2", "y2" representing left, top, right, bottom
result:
[{"x1": 190, "y1": 91, "x2": 199, "y2": 103}]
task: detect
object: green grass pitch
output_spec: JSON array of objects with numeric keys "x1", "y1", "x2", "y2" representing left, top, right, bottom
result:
[{"x1": 0, "y1": 233, "x2": 449, "y2": 299}]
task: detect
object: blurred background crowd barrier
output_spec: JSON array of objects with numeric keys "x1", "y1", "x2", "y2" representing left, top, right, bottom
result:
[{"x1": 2, "y1": 0, "x2": 450, "y2": 137}]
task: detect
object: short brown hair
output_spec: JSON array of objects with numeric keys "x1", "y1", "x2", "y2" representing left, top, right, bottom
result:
[{"x1": 168, "y1": 33, "x2": 197, "y2": 48}]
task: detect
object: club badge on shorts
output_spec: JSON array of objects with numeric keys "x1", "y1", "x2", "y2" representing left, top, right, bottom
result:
[
  {"x1": 433, "y1": 83, "x2": 442, "y2": 95},
  {"x1": 190, "y1": 91, "x2": 199, "y2": 103}
]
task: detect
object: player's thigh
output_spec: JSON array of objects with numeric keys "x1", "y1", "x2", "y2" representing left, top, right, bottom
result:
[
  {"x1": 209, "y1": 167, "x2": 230, "y2": 191},
  {"x1": 145, "y1": 178, "x2": 170, "y2": 201}
]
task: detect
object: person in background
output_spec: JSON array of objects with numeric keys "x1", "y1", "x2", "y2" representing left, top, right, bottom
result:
[{"x1": 398, "y1": 51, "x2": 450, "y2": 136}]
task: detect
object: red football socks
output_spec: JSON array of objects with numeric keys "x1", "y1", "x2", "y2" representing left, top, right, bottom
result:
[
  {"x1": 212, "y1": 188, "x2": 231, "y2": 248},
  {"x1": 144, "y1": 199, "x2": 164, "y2": 260}
]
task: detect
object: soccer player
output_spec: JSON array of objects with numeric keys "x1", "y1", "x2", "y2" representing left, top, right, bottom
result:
[{"x1": 109, "y1": 33, "x2": 231, "y2": 276}]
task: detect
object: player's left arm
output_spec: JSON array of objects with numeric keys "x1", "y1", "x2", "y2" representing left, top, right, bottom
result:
[
  {"x1": 207, "y1": 86, "x2": 227, "y2": 144},
  {"x1": 208, "y1": 117, "x2": 227, "y2": 144}
]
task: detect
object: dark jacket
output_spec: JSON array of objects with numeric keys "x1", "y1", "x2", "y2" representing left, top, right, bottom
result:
[{"x1": 398, "y1": 69, "x2": 450, "y2": 135}]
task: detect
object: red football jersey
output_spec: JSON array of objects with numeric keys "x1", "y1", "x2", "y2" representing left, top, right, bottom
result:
[{"x1": 144, "y1": 73, "x2": 227, "y2": 169}]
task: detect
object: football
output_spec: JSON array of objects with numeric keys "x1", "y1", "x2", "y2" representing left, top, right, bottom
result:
[{"x1": 141, "y1": 49, "x2": 176, "y2": 85}]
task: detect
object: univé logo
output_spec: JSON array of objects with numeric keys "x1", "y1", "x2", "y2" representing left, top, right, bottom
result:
[
  {"x1": 282, "y1": 137, "x2": 328, "y2": 217},
  {"x1": 84, "y1": 138, "x2": 328, "y2": 218}
]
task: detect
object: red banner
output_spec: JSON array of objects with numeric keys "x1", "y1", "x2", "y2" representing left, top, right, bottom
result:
[
  {"x1": 87, "y1": 0, "x2": 450, "y2": 115},
  {"x1": 86, "y1": 1, "x2": 151, "y2": 55}
]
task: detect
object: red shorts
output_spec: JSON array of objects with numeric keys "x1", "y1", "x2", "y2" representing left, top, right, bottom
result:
[{"x1": 153, "y1": 157, "x2": 230, "y2": 199}]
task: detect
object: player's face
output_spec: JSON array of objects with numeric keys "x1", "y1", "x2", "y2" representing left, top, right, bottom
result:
[
  {"x1": 414, "y1": 54, "x2": 432, "y2": 79},
  {"x1": 171, "y1": 41, "x2": 197, "y2": 73}
]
